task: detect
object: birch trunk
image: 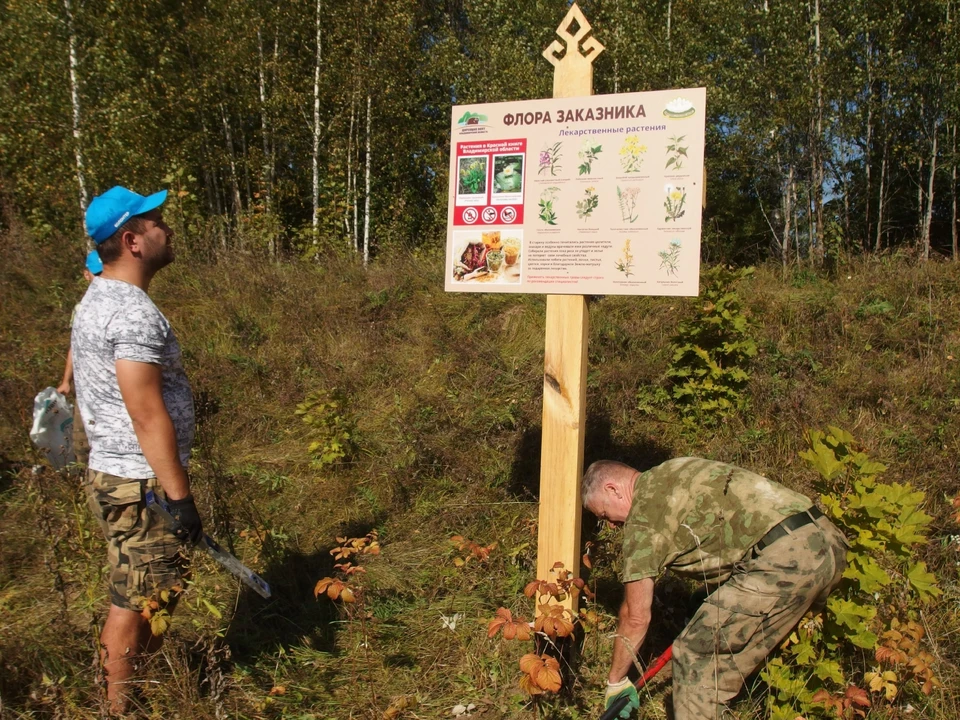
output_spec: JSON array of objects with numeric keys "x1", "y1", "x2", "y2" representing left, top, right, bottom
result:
[
  {"x1": 347, "y1": 99, "x2": 355, "y2": 248},
  {"x1": 257, "y1": 27, "x2": 273, "y2": 219},
  {"x1": 811, "y1": 0, "x2": 824, "y2": 263},
  {"x1": 63, "y1": 0, "x2": 88, "y2": 226},
  {"x1": 219, "y1": 103, "x2": 242, "y2": 217},
  {"x1": 782, "y1": 164, "x2": 794, "y2": 269},
  {"x1": 311, "y1": 0, "x2": 322, "y2": 237},
  {"x1": 921, "y1": 124, "x2": 938, "y2": 261},
  {"x1": 875, "y1": 144, "x2": 887, "y2": 251},
  {"x1": 363, "y1": 94, "x2": 372, "y2": 267}
]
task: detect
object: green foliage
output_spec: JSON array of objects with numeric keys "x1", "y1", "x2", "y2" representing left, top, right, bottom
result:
[
  {"x1": 763, "y1": 426, "x2": 941, "y2": 719},
  {"x1": 295, "y1": 389, "x2": 356, "y2": 467},
  {"x1": 664, "y1": 266, "x2": 757, "y2": 426}
]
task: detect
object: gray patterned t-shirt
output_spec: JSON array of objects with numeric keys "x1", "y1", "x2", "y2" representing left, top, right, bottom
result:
[{"x1": 72, "y1": 277, "x2": 195, "y2": 478}]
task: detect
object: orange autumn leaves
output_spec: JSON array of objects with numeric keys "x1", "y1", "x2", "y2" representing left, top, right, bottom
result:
[
  {"x1": 487, "y1": 607, "x2": 532, "y2": 641},
  {"x1": 518, "y1": 653, "x2": 562, "y2": 694},
  {"x1": 313, "y1": 530, "x2": 380, "y2": 603},
  {"x1": 488, "y1": 561, "x2": 596, "y2": 696}
]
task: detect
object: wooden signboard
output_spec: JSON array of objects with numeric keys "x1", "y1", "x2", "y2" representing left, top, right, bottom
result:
[{"x1": 444, "y1": 4, "x2": 705, "y2": 612}]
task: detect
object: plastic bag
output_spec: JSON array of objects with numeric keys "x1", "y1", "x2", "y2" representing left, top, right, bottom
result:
[{"x1": 30, "y1": 387, "x2": 75, "y2": 469}]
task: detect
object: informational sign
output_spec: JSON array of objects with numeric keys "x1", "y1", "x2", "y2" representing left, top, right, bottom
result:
[{"x1": 445, "y1": 88, "x2": 706, "y2": 296}]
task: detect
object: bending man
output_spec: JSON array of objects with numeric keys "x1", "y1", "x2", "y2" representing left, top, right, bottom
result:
[{"x1": 583, "y1": 458, "x2": 848, "y2": 719}]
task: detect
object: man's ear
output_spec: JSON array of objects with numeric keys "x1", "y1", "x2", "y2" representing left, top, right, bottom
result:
[
  {"x1": 120, "y1": 228, "x2": 142, "y2": 254},
  {"x1": 603, "y1": 480, "x2": 622, "y2": 500}
]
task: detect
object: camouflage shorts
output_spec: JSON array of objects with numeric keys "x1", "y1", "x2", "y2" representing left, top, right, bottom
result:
[
  {"x1": 671, "y1": 515, "x2": 849, "y2": 720},
  {"x1": 84, "y1": 470, "x2": 189, "y2": 612}
]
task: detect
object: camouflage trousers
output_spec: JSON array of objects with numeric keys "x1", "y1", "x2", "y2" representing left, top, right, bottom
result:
[
  {"x1": 671, "y1": 514, "x2": 849, "y2": 720},
  {"x1": 84, "y1": 470, "x2": 188, "y2": 612}
]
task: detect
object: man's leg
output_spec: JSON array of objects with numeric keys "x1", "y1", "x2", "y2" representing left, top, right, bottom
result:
[
  {"x1": 671, "y1": 520, "x2": 847, "y2": 720},
  {"x1": 101, "y1": 603, "x2": 149, "y2": 713}
]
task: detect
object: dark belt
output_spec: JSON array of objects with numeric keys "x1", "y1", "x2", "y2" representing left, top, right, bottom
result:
[{"x1": 754, "y1": 506, "x2": 824, "y2": 552}]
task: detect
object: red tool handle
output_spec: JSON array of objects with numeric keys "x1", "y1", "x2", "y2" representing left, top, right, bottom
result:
[{"x1": 598, "y1": 645, "x2": 673, "y2": 720}]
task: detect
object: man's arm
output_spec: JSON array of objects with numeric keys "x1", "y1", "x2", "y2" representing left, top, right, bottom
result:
[
  {"x1": 115, "y1": 359, "x2": 190, "y2": 500},
  {"x1": 608, "y1": 577, "x2": 655, "y2": 683},
  {"x1": 57, "y1": 347, "x2": 74, "y2": 395}
]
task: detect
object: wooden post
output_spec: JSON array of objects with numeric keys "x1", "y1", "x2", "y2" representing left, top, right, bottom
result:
[{"x1": 537, "y1": 4, "x2": 604, "y2": 613}]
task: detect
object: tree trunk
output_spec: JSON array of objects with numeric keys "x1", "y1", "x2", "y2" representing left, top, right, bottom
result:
[
  {"x1": 63, "y1": 0, "x2": 88, "y2": 230},
  {"x1": 921, "y1": 123, "x2": 938, "y2": 261},
  {"x1": 257, "y1": 26, "x2": 273, "y2": 221},
  {"x1": 782, "y1": 163, "x2": 794, "y2": 268},
  {"x1": 347, "y1": 99, "x2": 355, "y2": 248},
  {"x1": 363, "y1": 94, "x2": 371, "y2": 267},
  {"x1": 353, "y1": 98, "x2": 359, "y2": 252},
  {"x1": 219, "y1": 103, "x2": 242, "y2": 217},
  {"x1": 311, "y1": 0, "x2": 322, "y2": 237},
  {"x1": 875, "y1": 143, "x2": 887, "y2": 251},
  {"x1": 240, "y1": 129, "x2": 252, "y2": 209},
  {"x1": 952, "y1": 122, "x2": 958, "y2": 260},
  {"x1": 865, "y1": 30, "x2": 872, "y2": 249},
  {"x1": 810, "y1": 0, "x2": 824, "y2": 263}
]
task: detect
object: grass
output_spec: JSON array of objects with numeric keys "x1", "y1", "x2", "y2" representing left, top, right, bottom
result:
[{"x1": 1, "y1": 223, "x2": 958, "y2": 718}]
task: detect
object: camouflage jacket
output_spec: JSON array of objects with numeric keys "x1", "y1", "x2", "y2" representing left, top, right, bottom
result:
[{"x1": 621, "y1": 458, "x2": 811, "y2": 584}]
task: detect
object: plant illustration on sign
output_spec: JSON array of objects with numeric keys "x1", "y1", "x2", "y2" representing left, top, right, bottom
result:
[
  {"x1": 617, "y1": 186, "x2": 641, "y2": 223},
  {"x1": 619, "y1": 134, "x2": 647, "y2": 173},
  {"x1": 576, "y1": 187, "x2": 598, "y2": 221},
  {"x1": 577, "y1": 138, "x2": 603, "y2": 175},
  {"x1": 539, "y1": 187, "x2": 560, "y2": 225},
  {"x1": 493, "y1": 155, "x2": 523, "y2": 193},
  {"x1": 664, "y1": 186, "x2": 686, "y2": 222},
  {"x1": 458, "y1": 157, "x2": 486, "y2": 195},
  {"x1": 538, "y1": 142, "x2": 562, "y2": 176},
  {"x1": 665, "y1": 135, "x2": 688, "y2": 170},
  {"x1": 659, "y1": 239, "x2": 682, "y2": 276},
  {"x1": 616, "y1": 238, "x2": 634, "y2": 277}
]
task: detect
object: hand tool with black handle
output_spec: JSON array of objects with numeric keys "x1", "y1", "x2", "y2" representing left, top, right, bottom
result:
[{"x1": 146, "y1": 489, "x2": 272, "y2": 599}]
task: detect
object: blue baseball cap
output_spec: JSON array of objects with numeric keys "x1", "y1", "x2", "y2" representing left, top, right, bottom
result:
[
  {"x1": 85, "y1": 249, "x2": 103, "y2": 275},
  {"x1": 85, "y1": 186, "x2": 168, "y2": 244}
]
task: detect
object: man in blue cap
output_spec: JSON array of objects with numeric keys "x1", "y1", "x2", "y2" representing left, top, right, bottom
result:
[
  {"x1": 71, "y1": 186, "x2": 203, "y2": 713},
  {"x1": 57, "y1": 249, "x2": 104, "y2": 466}
]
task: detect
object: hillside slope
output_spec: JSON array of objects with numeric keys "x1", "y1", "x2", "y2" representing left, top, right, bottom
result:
[{"x1": 1, "y1": 230, "x2": 958, "y2": 718}]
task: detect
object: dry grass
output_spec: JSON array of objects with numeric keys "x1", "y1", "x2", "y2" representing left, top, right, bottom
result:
[{"x1": 1, "y1": 231, "x2": 959, "y2": 718}]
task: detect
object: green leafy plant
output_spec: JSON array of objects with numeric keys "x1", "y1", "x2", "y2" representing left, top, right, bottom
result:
[
  {"x1": 761, "y1": 427, "x2": 942, "y2": 720},
  {"x1": 458, "y1": 158, "x2": 487, "y2": 194},
  {"x1": 576, "y1": 186, "x2": 599, "y2": 221},
  {"x1": 664, "y1": 134, "x2": 688, "y2": 170},
  {"x1": 577, "y1": 139, "x2": 602, "y2": 175},
  {"x1": 664, "y1": 266, "x2": 756, "y2": 425},
  {"x1": 295, "y1": 389, "x2": 356, "y2": 467},
  {"x1": 539, "y1": 187, "x2": 560, "y2": 225}
]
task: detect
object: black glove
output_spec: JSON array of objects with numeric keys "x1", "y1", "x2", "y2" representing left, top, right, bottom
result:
[{"x1": 167, "y1": 495, "x2": 203, "y2": 546}]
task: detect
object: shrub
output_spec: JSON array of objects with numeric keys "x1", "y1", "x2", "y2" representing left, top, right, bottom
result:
[
  {"x1": 665, "y1": 265, "x2": 757, "y2": 426},
  {"x1": 762, "y1": 426, "x2": 942, "y2": 720}
]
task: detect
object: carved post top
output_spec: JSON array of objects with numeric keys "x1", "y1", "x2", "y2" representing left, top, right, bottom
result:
[{"x1": 542, "y1": 3, "x2": 605, "y2": 70}]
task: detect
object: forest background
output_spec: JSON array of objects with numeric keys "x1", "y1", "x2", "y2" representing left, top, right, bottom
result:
[{"x1": 1, "y1": 1, "x2": 960, "y2": 719}]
